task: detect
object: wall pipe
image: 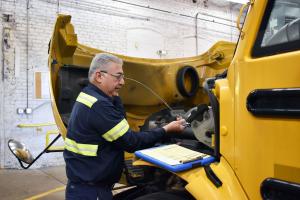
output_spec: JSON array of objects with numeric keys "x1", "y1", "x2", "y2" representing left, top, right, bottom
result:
[
  {"x1": 57, "y1": 0, "x2": 60, "y2": 14},
  {"x1": 26, "y1": 0, "x2": 29, "y2": 109}
]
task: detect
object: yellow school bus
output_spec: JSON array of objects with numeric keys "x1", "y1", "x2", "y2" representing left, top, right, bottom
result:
[{"x1": 46, "y1": 0, "x2": 300, "y2": 199}]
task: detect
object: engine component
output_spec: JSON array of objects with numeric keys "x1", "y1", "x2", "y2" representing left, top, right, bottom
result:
[
  {"x1": 176, "y1": 66, "x2": 200, "y2": 98},
  {"x1": 183, "y1": 105, "x2": 214, "y2": 147},
  {"x1": 191, "y1": 107, "x2": 214, "y2": 147},
  {"x1": 141, "y1": 105, "x2": 214, "y2": 147}
]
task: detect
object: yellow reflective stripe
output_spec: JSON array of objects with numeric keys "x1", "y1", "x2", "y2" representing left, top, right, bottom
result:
[
  {"x1": 64, "y1": 138, "x2": 98, "y2": 156},
  {"x1": 76, "y1": 92, "x2": 97, "y2": 108},
  {"x1": 102, "y1": 119, "x2": 129, "y2": 142}
]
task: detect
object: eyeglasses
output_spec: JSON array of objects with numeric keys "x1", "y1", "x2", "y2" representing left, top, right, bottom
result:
[{"x1": 100, "y1": 71, "x2": 125, "y2": 81}]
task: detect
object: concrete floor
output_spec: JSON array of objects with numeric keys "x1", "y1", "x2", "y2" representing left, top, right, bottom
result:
[
  {"x1": 0, "y1": 165, "x2": 67, "y2": 200},
  {"x1": 0, "y1": 165, "x2": 131, "y2": 200}
]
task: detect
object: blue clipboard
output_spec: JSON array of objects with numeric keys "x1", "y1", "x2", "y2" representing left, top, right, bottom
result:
[{"x1": 135, "y1": 145, "x2": 215, "y2": 172}]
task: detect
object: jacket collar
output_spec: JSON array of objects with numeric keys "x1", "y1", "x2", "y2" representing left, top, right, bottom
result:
[{"x1": 88, "y1": 83, "x2": 113, "y2": 101}]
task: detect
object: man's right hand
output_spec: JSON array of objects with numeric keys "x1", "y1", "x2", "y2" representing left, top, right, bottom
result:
[{"x1": 162, "y1": 119, "x2": 187, "y2": 133}]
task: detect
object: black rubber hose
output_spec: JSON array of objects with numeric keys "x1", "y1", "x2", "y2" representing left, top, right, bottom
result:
[{"x1": 176, "y1": 66, "x2": 199, "y2": 97}]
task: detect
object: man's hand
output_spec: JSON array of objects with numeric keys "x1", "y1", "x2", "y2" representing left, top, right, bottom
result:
[{"x1": 162, "y1": 118, "x2": 187, "y2": 133}]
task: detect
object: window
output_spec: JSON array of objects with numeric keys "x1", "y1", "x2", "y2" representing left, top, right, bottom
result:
[{"x1": 252, "y1": 0, "x2": 300, "y2": 57}]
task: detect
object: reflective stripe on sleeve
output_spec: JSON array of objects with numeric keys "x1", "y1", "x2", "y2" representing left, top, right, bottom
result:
[
  {"x1": 76, "y1": 92, "x2": 97, "y2": 108},
  {"x1": 102, "y1": 119, "x2": 129, "y2": 142},
  {"x1": 64, "y1": 138, "x2": 98, "y2": 156}
]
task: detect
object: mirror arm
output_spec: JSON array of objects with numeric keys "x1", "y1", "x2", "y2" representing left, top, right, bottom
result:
[
  {"x1": 18, "y1": 134, "x2": 62, "y2": 169},
  {"x1": 236, "y1": 0, "x2": 254, "y2": 39}
]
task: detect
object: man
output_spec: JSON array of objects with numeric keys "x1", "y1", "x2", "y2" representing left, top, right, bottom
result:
[{"x1": 64, "y1": 53, "x2": 186, "y2": 200}]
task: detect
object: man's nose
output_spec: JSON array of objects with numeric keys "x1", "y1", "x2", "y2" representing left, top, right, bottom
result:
[{"x1": 119, "y1": 77, "x2": 125, "y2": 85}]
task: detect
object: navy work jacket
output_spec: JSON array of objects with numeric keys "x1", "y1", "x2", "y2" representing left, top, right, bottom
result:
[{"x1": 63, "y1": 83, "x2": 165, "y2": 186}]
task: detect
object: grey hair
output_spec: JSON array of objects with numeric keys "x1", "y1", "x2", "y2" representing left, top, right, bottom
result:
[{"x1": 88, "y1": 53, "x2": 123, "y2": 81}]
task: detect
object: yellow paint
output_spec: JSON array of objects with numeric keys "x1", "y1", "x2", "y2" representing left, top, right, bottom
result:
[
  {"x1": 46, "y1": 129, "x2": 64, "y2": 151},
  {"x1": 17, "y1": 123, "x2": 56, "y2": 128},
  {"x1": 220, "y1": 126, "x2": 228, "y2": 136},
  {"x1": 219, "y1": 0, "x2": 300, "y2": 199},
  {"x1": 134, "y1": 158, "x2": 247, "y2": 199},
  {"x1": 24, "y1": 186, "x2": 65, "y2": 200}
]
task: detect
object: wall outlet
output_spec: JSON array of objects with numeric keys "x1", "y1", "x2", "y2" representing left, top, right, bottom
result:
[
  {"x1": 16, "y1": 108, "x2": 24, "y2": 114},
  {"x1": 25, "y1": 108, "x2": 33, "y2": 114},
  {"x1": 157, "y1": 50, "x2": 167, "y2": 57}
]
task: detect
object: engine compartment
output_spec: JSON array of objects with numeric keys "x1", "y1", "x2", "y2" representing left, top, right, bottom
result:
[{"x1": 140, "y1": 106, "x2": 214, "y2": 153}]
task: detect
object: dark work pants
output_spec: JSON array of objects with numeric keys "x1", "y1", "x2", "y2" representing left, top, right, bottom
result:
[{"x1": 65, "y1": 181, "x2": 113, "y2": 200}]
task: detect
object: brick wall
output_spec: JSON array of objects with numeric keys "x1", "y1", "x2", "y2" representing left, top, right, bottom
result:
[{"x1": 0, "y1": 0, "x2": 240, "y2": 168}]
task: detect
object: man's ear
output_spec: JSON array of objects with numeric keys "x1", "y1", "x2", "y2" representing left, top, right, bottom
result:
[{"x1": 94, "y1": 72, "x2": 102, "y2": 84}]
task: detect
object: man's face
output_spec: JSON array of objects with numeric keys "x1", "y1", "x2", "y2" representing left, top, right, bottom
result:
[{"x1": 96, "y1": 62, "x2": 125, "y2": 97}]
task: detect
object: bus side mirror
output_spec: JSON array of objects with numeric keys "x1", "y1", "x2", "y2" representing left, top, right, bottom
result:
[
  {"x1": 7, "y1": 134, "x2": 62, "y2": 169},
  {"x1": 8, "y1": 139, "x2": 34, "y2": 165}
]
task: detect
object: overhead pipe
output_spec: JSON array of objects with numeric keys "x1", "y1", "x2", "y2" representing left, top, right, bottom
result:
[
  {"x1": 112, "y1": 0, "x2": 237, "y2": 28},
  {"x1": 38, "y1": 0, "x2": 149, "y2": 21}
]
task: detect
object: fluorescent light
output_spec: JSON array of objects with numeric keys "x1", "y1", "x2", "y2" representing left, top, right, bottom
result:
[{"x1": 226, "y1": 0, "x2": 248, "y2": 4}]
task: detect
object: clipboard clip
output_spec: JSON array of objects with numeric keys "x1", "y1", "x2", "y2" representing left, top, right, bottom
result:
[{"x1": 179, "y1": 155, "x2": 202, "y2": 164}]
